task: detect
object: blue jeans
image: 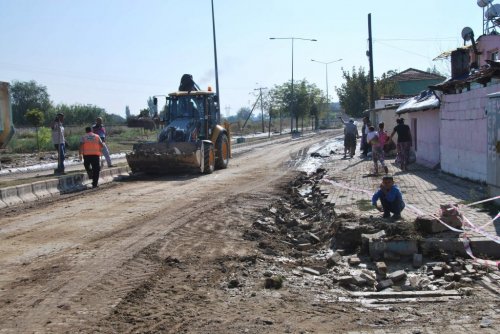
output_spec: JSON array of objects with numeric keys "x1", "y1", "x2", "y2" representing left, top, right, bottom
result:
[
  {"x1": 381, "y1": 195, "x2": 405, "y2": 216},
  {"x1": 54, "y1": 143, "x2": 65, "y2": 171}
]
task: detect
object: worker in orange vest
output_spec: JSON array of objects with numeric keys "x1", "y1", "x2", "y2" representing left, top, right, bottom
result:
[{"x1": 79, "y1": 126, "x2": 104, "y2": 188}]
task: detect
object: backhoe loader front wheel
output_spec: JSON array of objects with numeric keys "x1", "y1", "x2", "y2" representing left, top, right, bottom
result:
[
  {"x1": 203, "y1": 141, "x2": 215, "y2": 174},
  {"x1": 215, "y1": 133, "x2": 229, "y2": 169}
]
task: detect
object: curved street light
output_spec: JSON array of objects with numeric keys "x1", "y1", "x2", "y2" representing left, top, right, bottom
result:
[{"x1": 270, "y1": 37, "x2": 317, "y2": 133}]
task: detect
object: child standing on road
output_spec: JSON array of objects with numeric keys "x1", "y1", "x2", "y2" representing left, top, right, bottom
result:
[
  {"x1": 373, "y1": 122, "x2": 389, "y2": 174},
  {"x1": 372, "y1": 175, "x2": 405, "y2": 220}
]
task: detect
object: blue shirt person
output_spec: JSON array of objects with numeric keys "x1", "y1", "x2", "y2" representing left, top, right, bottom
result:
[{"x1": 372, "y1": 175, "x2": 405, "y2": 220}]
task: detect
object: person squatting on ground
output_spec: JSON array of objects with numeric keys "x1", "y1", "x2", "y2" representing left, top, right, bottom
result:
[
  {"x1": 367, "y1": 125, "x2": 388, "y2": 174},
  {"x1": 92, "y1": 117, "x2": 114, "y2": 168},
  {"x1": 360, "y1": 116, "x2": 372, "y2": 157},
  {"x1": 80, "y1": 127, "x2": 104, "y2": 188},
  {"x1": 390, "y1": 118, "x2": 412, "y2": 171},
  {"x1": 339, "y1": 117, "x2": 359, "y2": 158},
  {"x1": 51, "y1": 113, "x2": 66, "y2": 174},
  {"x1": 372, "y1": 175, "x2": 405, "y2": 220}
]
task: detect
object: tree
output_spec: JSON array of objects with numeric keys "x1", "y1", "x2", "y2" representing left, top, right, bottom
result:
[
  {"x1": 25, "y1": 109, "x2": 45, "y2": 151},
  {"x1": 336, "y1": 67, "x2": 400, "y2": 117},
  {"x1": 335, "y1": 67, "x2": 369, "y2": 118},
  {"x1": 49, "y1": 104, "x2": 106, "y2": 125},
  {"x1": 11, "y1": 80, "x2": 52, "y2": 126},
  {"x1": 375, "y1": 71, "x2": 400, "y2": 99},
  {"x1": 268, "y1": 79, "x2": 323, "y2": 131},
  {"x1": 125, "y1": 105, "x2": 131, "y2": 119},
  {"x1": 147, "y1": 97, "x2": 158, "y2": 117}
]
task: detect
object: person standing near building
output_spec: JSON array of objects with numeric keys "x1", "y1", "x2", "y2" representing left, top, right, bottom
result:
[
  {"x1": 361, "y1": 116, "x2": 371, "y2": 157},
  {"x1": 79, "y1": 126, "x2": 103, "y2": 188},
  {"x1": 92, "y1": 117, "x2": 114, "y2": 167},
  {"x1": 372, "y1": 175, "x2": 405, "y2": 220},
  {"x1": 339, "y1": 117, "x2": 359, "y2": 158},
  {"x1": 390, "y1": 118, "x2": 412, "y2": 171},
  {"x1": 51, "y1": 112, "x2": 66, "y2": 174}
]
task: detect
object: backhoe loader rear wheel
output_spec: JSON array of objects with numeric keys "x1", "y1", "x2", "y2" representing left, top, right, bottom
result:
[
  {"x1": 215, "y1": 133, "x2": 229, "y2": 169},
  {"x1": 203, "y1": 142, "x2": 215, "y2": 174}
]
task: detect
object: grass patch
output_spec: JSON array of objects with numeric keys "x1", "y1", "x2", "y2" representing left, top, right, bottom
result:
[{"x1": 356, "y1": 199, "x2": 373, "y2": 211}]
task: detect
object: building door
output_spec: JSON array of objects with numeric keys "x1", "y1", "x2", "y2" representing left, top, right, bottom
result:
[{"x1": 411, "y1": 118, "x2": 417, "y2": 151}]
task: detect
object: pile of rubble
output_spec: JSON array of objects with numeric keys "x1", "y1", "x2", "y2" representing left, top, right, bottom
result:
[{"x1": 244, "y1": 169, "x2": 500, "y2": 296}]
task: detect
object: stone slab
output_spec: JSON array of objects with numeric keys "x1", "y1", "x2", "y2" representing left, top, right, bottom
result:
[{"x1": 0, "y1": 185, "x2": 23, "y2": 206}]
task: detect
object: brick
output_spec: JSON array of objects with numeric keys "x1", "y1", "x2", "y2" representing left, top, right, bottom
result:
[
  {"x1": 376, "y1": 262, "x2": 387, "y2": 275},
  {"x1": 433, "y1": 266, "x2": 444, "y2": 277},
  {"x1": 444, "y1": 273, "x2": 455, "y2": 282},
  {"x1": 348, "y1": 256, "x2": 361, "y2": 266},
  {"x1": 376, "y1": 279, "x2": 394, "y2": 291},
  {"x1": 388, "y1": 270, "x2": 407, "y2": 283},
  {"x1": 326, "y1": 252, "x2": 342, "y2": 267}
]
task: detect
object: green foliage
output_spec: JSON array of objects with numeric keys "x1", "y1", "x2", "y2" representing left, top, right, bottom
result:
[
  {"x1": 336, "y1": 67, "x2": 400, "y2": 117},
  {"x1": 268, "y1": 79, "x2": 324, "y2": 130},
  {"x1": 48, "y1": 104, "x2": 106, "y2": 126},
  {"x1": 8, "y1": 126, "x2": 53, "y2": 153},
  {"x1": 11, "y1": 80, "x2": 52, "y2": 127},
  {"x1": 25, "y1": 109, "x2": 45, "y2": 127},
  {"x1": 336, "y1": 67, "x2": 369, "y2": 117}
]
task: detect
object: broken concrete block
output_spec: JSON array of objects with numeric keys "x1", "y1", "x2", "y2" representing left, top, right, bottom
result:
[
  {"x1": 465, "y1": 264, "x2": 477, "y2": 275},
  {"x1": 376, "y1": 262, "x2": 387, "y2": 275},
  {"x1": 415, "y1": 215, "x2": 450, "y2": 233},
  {"x1": 388, "y1": 270, "x2": 407, "y2": 283},
  {"x1": 444, "y1": 273, "x2": 455, "y2": 282},
  {"x1": 376, "y1": 279, "x2": 394, "y2": 291},
  {"x1": 338, "y1": 276, "x2": 354, "y2": 285},
  {"x1": 360, "y1": 269, "x2": 377, "y2": 284},
  {"x1": 453, "y1": 272, "x2": 462, "y2": 282},
  {"x1": 461, "y1": 277, "x2": 473, "y2": 284},
  {"x1": 361, "y1": 230, "x2": 386, "y2": 252},
  {"x1": 352, "y1": 275, "x2": 367, "y2": 286},
  {"x1": 413, "y1": 254, "x2": 423, "y2": 268},
  {"x1": 433, "y1": 266, "x2": 444, "y2": 277},
  {"x1": 348, "y1": 256, "x2": 361, "y2": 266},
  {"x1": 326, "y1": 252, "x2": 343, "y2": 267}
]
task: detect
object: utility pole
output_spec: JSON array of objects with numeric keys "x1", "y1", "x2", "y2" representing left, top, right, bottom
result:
[
  {"x1": 254, "y1": 87, "x2": 267, "y2": 133},
  {"x1": 367, "y1": 13, "x2": 375, "y2": 109}
]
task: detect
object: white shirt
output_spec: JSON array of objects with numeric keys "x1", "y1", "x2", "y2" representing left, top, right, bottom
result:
[{"x1": 367, "y1": 130, "x2": 378, "y2": 143}]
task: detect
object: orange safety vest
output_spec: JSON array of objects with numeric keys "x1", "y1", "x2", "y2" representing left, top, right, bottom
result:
[{"x1": 81, "y1": 132, "x2": 102, "y2": 156}]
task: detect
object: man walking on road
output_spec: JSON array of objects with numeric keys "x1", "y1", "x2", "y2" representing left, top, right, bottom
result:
[
  {"x1": 372, "y1": 175, "x2": 405, "y2": 220},
  {"x1": 92, "y1": 117, "x2": 114, "y2": 168},
  {"x1": 339, "y1": 117, "x2": 359, "y2": 158},
  {"x1": 79, "y1": 126, "x2": 104, "y2": 188}
]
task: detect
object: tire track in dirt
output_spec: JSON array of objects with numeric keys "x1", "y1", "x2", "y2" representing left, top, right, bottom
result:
[{"x1": 0, "y1": 131, "x2": 336, "y2": 333}]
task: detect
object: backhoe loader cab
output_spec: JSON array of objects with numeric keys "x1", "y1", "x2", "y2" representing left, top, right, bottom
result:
[{"x1": 126, "y1": 76, "x2": 230, "y2": 174}]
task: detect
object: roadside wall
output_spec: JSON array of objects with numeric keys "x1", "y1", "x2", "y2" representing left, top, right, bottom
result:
[
  {"x1": 408, "y1": 109, "x2": 440, "y2": 168},
  {"x1": 440, "y1": 85, "x2": 498, "y2": 181}
]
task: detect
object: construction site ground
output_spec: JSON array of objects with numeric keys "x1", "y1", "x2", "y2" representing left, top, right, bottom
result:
[{"x1": 0, "y1": 130, "x2": 499, "y2": 334}]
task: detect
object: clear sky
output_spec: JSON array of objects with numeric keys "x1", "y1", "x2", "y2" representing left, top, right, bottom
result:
[{"x1": 0, "y1": 0, "x2": 486, "y2": 117}]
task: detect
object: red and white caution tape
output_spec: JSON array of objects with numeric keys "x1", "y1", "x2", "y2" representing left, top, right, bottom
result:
[{"x1": 320, "y1": 176, "x2": 500, "y2": 267}]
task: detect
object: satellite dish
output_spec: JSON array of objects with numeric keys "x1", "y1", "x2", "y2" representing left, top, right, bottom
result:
[
  {"x1": 462, "y1": 27, "x2": 474, "y2": 41},
  {"x1": 477, "y1": 0, "x2": 493, "y2": 8},
  {"x1": 485, "y1": 4, "x2": 500, "y2": 19}
]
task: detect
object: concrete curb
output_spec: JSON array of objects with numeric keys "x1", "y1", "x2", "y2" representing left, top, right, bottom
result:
[{"x1": 0, "y1": 166, "x2": 130, "y2": 208}]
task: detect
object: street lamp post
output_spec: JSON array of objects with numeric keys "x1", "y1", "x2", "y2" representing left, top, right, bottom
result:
[
  {"x1": 311, "y1": 58, "x2": 342, "y2": 127},
  {"x1": 270, "y1": 37, "x2": 317, "y2": 133}
]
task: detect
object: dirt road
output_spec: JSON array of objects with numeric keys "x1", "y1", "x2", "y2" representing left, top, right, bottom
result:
[{"x1": 0, "y1": 131, "x2": 498, "y2": 334}]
